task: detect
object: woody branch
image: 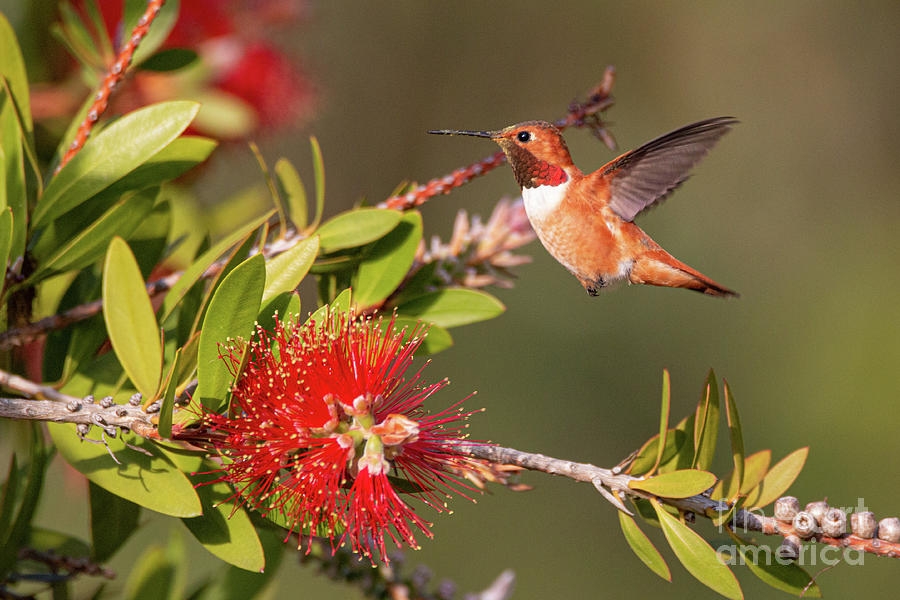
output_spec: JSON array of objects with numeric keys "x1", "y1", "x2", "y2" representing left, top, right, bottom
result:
[{"x1": 1, "y1": 368, "x2": 895, "y2": 561}]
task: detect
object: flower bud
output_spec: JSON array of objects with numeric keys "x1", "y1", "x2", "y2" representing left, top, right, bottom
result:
[
  {"x1": 850, "y1": 511, "x2": 877, "y2": 538},
  {"x1": 804, "y1": 500, "x2": 829, "y2": 524},
  {"x1": 775, "y1": 496, "x2": 800, "y2": 522},
  {"x1": 821, "y1": 508, "x2": 846, "y2": 538},
  {"x1": 792, "y1": 511, "x2": 817, "y2": 539},
  {"x1": 877, "y1": 517, "x2": 900, "y2": 543},
  {"x1": 777, "y1": 535, "x2": 801, "y2": 561}
]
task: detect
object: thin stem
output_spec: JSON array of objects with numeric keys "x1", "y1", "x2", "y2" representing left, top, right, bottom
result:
[{"x1": 55, "y1": 0, "x2": 168, "y2": 173}]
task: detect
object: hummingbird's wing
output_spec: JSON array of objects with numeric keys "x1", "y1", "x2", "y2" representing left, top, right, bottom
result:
[{"x1": 598, "y1": 117, "x2": 737, "y2": 222}]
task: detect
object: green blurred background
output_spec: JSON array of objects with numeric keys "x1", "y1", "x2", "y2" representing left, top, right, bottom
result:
[{"x1": 5, "y1": 1, "x2": 900, "y2": 598}]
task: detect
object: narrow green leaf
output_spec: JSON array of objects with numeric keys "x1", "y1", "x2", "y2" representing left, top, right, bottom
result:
[
  {"x1": 743, "y1": 448, "x2": 809, "y2": 509},
  {"x1": 0, "y1": 84, "x2": 26, "y2": 262},
  {"x1": 648, "y1": 369, "x2": 671, "y2": 477},
  {"x1": 307, "y1": 287, "x2": 353, "y2": 325},
  {"x1": 309, "y1": 136, "x2": 325, "y2": 230},
  {"x1": 723, "y1": 380, "x2": 744, "y2": 500},
  {"x1": 124, "y1": 544, "x2": 177, "y2": 600},
  {"x1": 0, "y1": 425, "x2": 47, "y2": 581},
  {"x1": 0, "y1": 456, "x2": 19, "y2": 545},
  {"x1": 262, "y1": 235, "x2": 319, "y2": 303},
  {"x1": 729, "y1": 530, "x2": 821, "y2": 597},
  {"x1": 619, "y1": 511, "x2": 671, "y2": 581},
  {"x1": 103, "y1": 237, "x2": 163, "y2": 399},
  {"x1": 666, "y1": 413, "x2": 697, "y2": 472},
  {"x1": 692, "y1": 370, "x2": 720, "y2": 470},
  {"x1": 183, "y1": 471, "x2": 265, "y2": 572},
  {"x1": 275, "y1": 157, "x2": 307, "y2": 229},
  {"x1": 0, "y1": 207, "x2": 12, "y2": 276},
  {"x1": 628, "y1": 427, "x2": 691, "y2": 476},
  {"x1": 630, "y1": 470, "x2": 717, "y2": 498},
  {"x1": 29, "y1": 527, "x2": 91, "y2": 558},
  {"x1": 49, "y1": 424, "x2": 201, "y2": 517},
  {"x1": 257, "y1": 291, "x2": 300, "y2": 334},
  {"x1": 396, "y1": 288, "x2": 505, "y2": 328},
  {"x1": 0, "y1": 13, "x2": 33, "y2": 140},
  {"x1": 34, "y1": 100, "x2": 199, "y2": 227},
  {"x1": 160, "y1": 211, "x2": 273, "y2": 322},
  {"x1": 31, "y1": 187, "x2": 157, "y2": 284},
  {"x1": 124, "y1": 0, "x2": 181, "y2": 65},
  {"x1": 194, "y1": 254, "x2": 266, "y2": 414},
  {"x1": 140, "y1": 48, "x2": 198, "y2": 72},
  {"x1": 89, "y1": 482, "x2": 141, "y2": 562},
  {"x1": 317, "y1": 208, "x2": 402, "y2": 253},
  {"x1": 739, "y1": 450, "x2": 772, "y2": 495},
  {"x1": 158, "y1": 345, "x2": 187, "y2": 439},
  {"x1": 652, "y1": 499, "x2": 743, "y2": 600},
  {"x1": 354, "y1": 211, "x2": 423, "y2": 308}
]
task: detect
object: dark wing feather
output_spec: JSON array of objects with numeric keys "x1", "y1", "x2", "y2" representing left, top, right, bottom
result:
[{"x1": 600, "y1": 117, "x2": 737, "y2": 222}]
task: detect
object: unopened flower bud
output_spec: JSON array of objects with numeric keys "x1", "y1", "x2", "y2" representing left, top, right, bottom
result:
[
  {"x1": 850, "y1": 511, "x2": 877, "y2": 538},
  {"x1": 775, "y1": 496, "x2": 800, "y2": 522},
  {"x1": 821, "y1": 508, "x2": 847, "y2": 538},
  {"x1": 372, "y1": 413, "x2": 420, "y2": 446},
  {"x1": 877, "y1": 517, "x2": 900, "y2": 543},
  {"x1": 804, "y1": 501, "x2": 829, "y2": 524},
  {"x1": 777, "y1": 535, "x2": 801, "y2": 561},
  {"x1": 792, "y1": 511, "x2": 817, "y2": 539}
]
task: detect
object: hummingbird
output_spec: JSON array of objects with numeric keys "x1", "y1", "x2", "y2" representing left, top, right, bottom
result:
[{"x1": 428, "y1": 117, "x2": 738, "y2": 297}]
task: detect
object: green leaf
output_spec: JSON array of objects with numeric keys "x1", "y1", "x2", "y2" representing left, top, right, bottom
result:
[
  {"x1": 124, "y1": 544, "x2": 178, "y2": 600},
  {"x1": 308, "y1": 287, "x2": 352, "y2": 324},
  {"x1": 0, "y1": 13, "x2": 33, "y2": 141},
  {"x1": 274, "y1": 157, "x2": 307, "y2": 230},
  {"x1": 48, "y1": 424, "x2": 201, "y2": 517},
  {"x1": 192, "y1": 519, "x2": 285, "y2": 599},
  {"x1": 262, "y1": 236, "x2": 319, "y2": 304},
  {"x1": 158, "y1": 344, "x2": 191, "y2": 439},
  {"x1": 723, "y1": 380, "x2": 744, "y2": 500},
  {"x1": 729, "y1": 531, "x2": 820, "y2": 597},
  {"x1": 257, "y1": 292, "x2": 300, "y2": 334},
  {"x1": 182, "y1": 471, "x2": 265, "y2": 572},
  {"x1": 29, "y1": 527, "x2": 91, "y2": 558},
  {"x1": 618, "y1": 511, "x2": 671, "y2": 581},
  {"x1": 0, "y1": 456, "x2": 19, "y2": 545},
  {"x1": 31, "y1": 188, "x2": 157, "y2": 284},
  {"x1": 630, "y1": 470, "x2": 717, "y2": 498},
  {"x1": 316, "y1": 208, "x2": 402, "y2": 253},
  {"x1": 90, "y1": 482, "x2": 141, "y2": 562},
  {"x1": 743, "y1": 448, "x2": 808, "y2": 509},
  {"x1": 354, "y1": 211, "x2": 423, "y2": 308},
  {"x1": 389, "y1": 316, "x2": 453, "y2": 355},
  {"x1": 396, "y1": 288, "x2": 505, "y2": 328},
  {"x1": 140, "y1": 48, "x2": 199, "y2": 72},
  {"x1": 90, "y1": 135, "x2": 217, "y2": 203},
  {"x1": 0, "y1": 83, "x2": 26, "y2": 262},
  {"x1": 629, "y1": 426, "x2": 691, "y2": 476},
  {"x1": 309, "y1": 136, "x2": 325, "y2": 230},
  {"x1": 648, "y1": 369, "x2": 671, "y2": 477},
  {"x1": 692, "y1": 370, "x2": 720, "y2": 470},
  {"x1": 0, "y1": 207, "x2": 12, "y2": 278},
  {"x1": 194, "y1": 254, "x2": 266, "y2": 414},
  {"x1": 0, "y1": 425, "x2": 46, "y2": 581},
  {"x1": 34, "y1": 101, "x2": 199, "y2": 227},
  {"x1": 103, "y1": 237, "x2": 163, "y2": 399},
  {"x1": 652, "y1": 499, "x2": 743, "y2": 600},
  {"x1": 739, "y1": 450, "x2": 771, "y2": 495},
  {"x1": 124, "y1": 0, "x2": 181, "y2": 65},
  {"x1": 160, "y1": 211, "x2": 273, "y2": 323},
  {"x1": 191, "y1": 90, "x2": 257, "y2": 139}
]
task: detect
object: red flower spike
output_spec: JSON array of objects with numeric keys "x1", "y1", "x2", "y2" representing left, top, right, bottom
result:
[{"x1": 198, "y1": 311, "x2": 483, "y2": 563}]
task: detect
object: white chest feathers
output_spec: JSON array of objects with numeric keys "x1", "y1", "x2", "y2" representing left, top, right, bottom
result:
[{"x1": 521, "y1": 180, "x2": 569, "y2": 224}]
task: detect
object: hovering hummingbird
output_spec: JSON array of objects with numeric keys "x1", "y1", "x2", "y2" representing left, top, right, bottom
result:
[{"x1": 428, "y1": 117, "x2": 738, "y2": 297}]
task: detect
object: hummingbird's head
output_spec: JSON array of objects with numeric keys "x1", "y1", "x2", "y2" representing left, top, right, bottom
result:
[{"x1": 429, "y1": 120, "x2": 574, "y2": 189}]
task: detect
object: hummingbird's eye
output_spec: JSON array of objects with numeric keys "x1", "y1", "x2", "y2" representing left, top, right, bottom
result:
[{"x1": 516, "y1": 131, "x2": 532, "y2": 143}]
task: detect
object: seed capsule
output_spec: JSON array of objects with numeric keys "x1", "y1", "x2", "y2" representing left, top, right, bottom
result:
[
  {"x1": 129, "y1": 393, "x2": 143, "y2": 406},
  {"x1": 99, "y1": 396, "x2": 114, "y2": 408},
  {"x1": 775, "y1": 496, "x2": 800, "y2": 522},
  {"x1": 877, "y1": 517, "x2": 900, "y2": 543},
  {"x1": 792, "y1": 511, "x2": 817, "y2": 539},
  {"x1": 804, "y1": 501, "x2": 829, "y2": 524},
  {"x1": 850, "y1": 511, "x2": 877, "y2": 539},
  {"x1": 821, "y1": 508, "x2": 847, "y2": 538},
  {"x1": 777, "y1": 534, "x2": 801, "y2": 561}
]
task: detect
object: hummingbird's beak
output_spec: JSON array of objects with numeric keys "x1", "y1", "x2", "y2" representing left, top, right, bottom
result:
[{"x1": 427, "y1": 129, "x2": 497, "y2": 138}]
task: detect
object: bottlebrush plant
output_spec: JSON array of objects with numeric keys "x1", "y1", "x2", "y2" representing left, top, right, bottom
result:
[{"x1": 0, "y1": 4, "x2": 897, "y2": 600}]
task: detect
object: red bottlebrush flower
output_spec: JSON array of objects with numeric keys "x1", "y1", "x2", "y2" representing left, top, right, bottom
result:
[{"x1": 199, "y1": 311, "x2": 480, "y2": 562}]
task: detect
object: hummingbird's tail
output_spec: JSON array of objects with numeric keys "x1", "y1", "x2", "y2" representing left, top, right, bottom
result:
[{"x1": 631, "y1": 249, "x2": 738, "y2": 298}]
